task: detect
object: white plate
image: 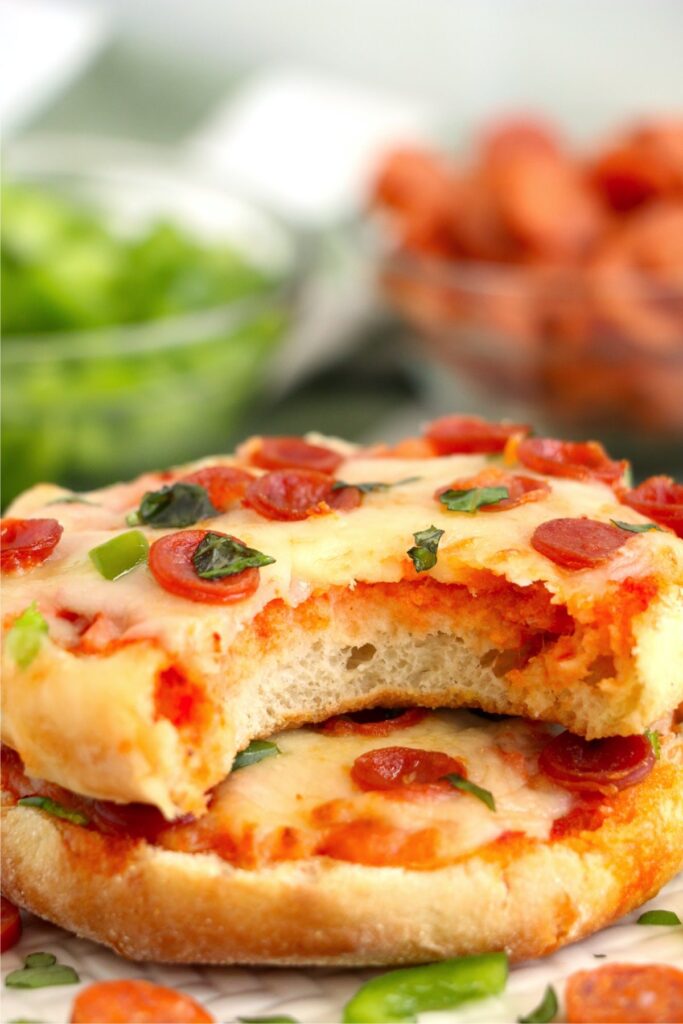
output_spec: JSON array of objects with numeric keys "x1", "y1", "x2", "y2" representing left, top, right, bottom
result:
[{"x1": 3, "y1": 873, "x2": 682, "y2": 1023}]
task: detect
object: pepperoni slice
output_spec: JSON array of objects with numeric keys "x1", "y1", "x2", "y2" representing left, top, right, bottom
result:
[
  {"x1": 539, "y1": 731, "x2": 655, "y2": 796},
  {"x1": 531, "y1": 518, "x2": 628, "y2": 569},
  {"x1": 565, "y1": 963, "x2": 683, "y2": 1023},
  {"x1": 1, "y1": 517, "x2": 63, "y2": 573},
  {"x1": 149, "y1": 530, "x2": 260, "y2": 604},
  {"x1": 250, "y1": 436, "x2": 343, "y2": 475},
  {"x1": 1, "y1": 896, "x2": 21, "y2": 953},
  {"x1": 619, "y1": 476, "x2": 683, "y2": 538},
  {"x1": 243, "y1": 469, "x2": 361, "y2": 521},
  {"x1": 424, "y1": 415, "x2": 530, "y2": 455},
  {"x1": 70, "y1": 979, "x2": 214, "y2": 1023},
  {"x1": 517, "y1": 437, "x2": 627, "y2": 485},
  {"x1": 351, "y1": 746, "x2": 465, "y2": 793},
  {"x1": 180, "y1": 465, "x2": 254, "y2": 512},
  {"x1": 318, "y1": 708, "x2": 427, "y2": 737},
  {"x1": 435, "y1": 470, "x2": 550, "y2": 511}
]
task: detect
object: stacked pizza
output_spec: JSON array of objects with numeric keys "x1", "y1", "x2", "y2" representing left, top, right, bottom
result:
[{"x1": 2, "y1": 415, "x2": 683, "y2": 965}]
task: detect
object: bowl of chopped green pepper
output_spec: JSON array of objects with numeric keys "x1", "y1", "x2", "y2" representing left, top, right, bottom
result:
[{"x1": 2, "y1": 136, "x2": 306, "y2": 504}]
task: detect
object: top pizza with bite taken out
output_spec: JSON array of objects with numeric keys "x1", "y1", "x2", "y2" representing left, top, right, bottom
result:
[{"x1": 2, "y1": 416, "x2": 682, "y2": 817}]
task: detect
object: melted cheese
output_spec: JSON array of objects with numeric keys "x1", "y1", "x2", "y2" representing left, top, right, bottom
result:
[{"x1": 158, "y1": 711, "x2": 572, "y2": 867}]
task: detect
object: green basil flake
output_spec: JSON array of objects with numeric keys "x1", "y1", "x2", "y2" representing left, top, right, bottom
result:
[
  {"x1": 89, "y1": 530, "x2": 149, "y2": 581},
  {"x1": 129, "y1": 482, "x2": 217, "y2": 528},
  {"x1": 611, "y1": 519, "x2": 664, "y2": 534},
  {"x1": 439, "y1": 486, "x2": 509, "y2": 513},
  {"x1": 46, "y1": 495, "x2": 99, "y2": 506},
  {"x1": 24, "y1": 954, "x2": 56, "y2": 969},
  {"x1": 5, "y1": 953, "x2": 79, "y2": 989},
  {"x1": 17, "y1": 796, "x2": 89, "y2": 827},
  {"x1": 333, "y1": 477, "x2": 421, "y2": 494},
  {"x1": 637, "y1": 909, "x2": 681, "y2": 926},
  {"x1": 238, "y1": 1017, "x2": 299, "y2": 1023},
  {"x1": 192, "y1": 532, "x2": 275, "y2": 580},
  {"x1": 517, "y1": 985, "x2": 558, "y2": 1023},
  {"x1": 442, "y1": 772, "x2": 496, "y2": 811},
  {"x1": 645, "y1": 729, "x2": 661, "y2": 758},
  {"x1": 232, "y1": 740, "x2": 280, "y2": 772},
  {"x1": 7, "y1": 603, "x2": 48, "y2": 669},
  {"x1": 407, "y1": 525, "x2": 444, "y2": 573},
  {"x1": 343, "y1": 952, "x2": 508, "y2": 1024}
]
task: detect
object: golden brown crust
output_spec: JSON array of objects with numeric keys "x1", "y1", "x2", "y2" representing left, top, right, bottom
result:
[{"x1": 3, "y1": 758, "x2": 682, "y2": 965}]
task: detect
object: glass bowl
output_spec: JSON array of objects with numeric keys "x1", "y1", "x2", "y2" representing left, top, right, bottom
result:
[
  {"x1": 2, "y1": 136, "x2": 307, "y2": 504},
  {"x1": 378, "y1": 248, "x2": 683, "y2": 476}
]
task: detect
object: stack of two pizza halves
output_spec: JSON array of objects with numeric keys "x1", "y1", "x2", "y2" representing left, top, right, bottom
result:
[{"x1": 2, "y1": 415, "x2": 683, "y2": 971}]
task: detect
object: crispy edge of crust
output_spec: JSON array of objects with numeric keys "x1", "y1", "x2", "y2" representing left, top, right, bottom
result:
[{"x1": 2, "y1": 759, "x2": 682, "y2": 966}]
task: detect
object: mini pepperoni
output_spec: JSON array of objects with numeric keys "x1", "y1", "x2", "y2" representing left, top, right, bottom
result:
[
  {"x1": 250, "y1": 436, "x2": 343, "y2": 475},
  {"x1": 1, "y1": 896, "x2": 22, "y2": 952},
  {"x1": 243, "y1": 469, "x2": 361, "y2": 521},
  {"x1": 181, "y1": 465, "x2": 254, "y2": 512},
  {"x1": 351, "y1": 746, "x2": 465, "y2": 793},
  {"x1": 531, "y1": 517, "x2": 628, "y2": 569},
  {"x1": 619, "y1": 475, "x2": 683, "y2": 538},
  {"x1": 435, "y1": 470, "x2": 550, "y2": 511},
  {"x1": 517, "y1": 437, "x2": 627, "y2": 485},
  {"x1": 318, "y1": 708, "x2": 427, "y2": 737},
  {"x1": 539, "y1": 731, "x2": 655, "y2": 796},
  {"x1": 70, "y1": 979, "x2": 214, "y2": 1023},
  {"x1": 565, "y1": 963, "x2": 683, "y2": 1023},
  {"x1": 424, "y1": 415, "x2": 530, "y2": 455},
  {"x1": 1, "y1": 517, "x2": 63, "y2": 573},
  {"x1": 149, "y1": 530, "x2": 260, "y2": 604}
]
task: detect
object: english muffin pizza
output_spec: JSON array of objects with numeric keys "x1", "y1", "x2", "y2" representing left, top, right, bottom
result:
[{"x1": 2, "y1": 415, "x2": 683, "y2": 967}]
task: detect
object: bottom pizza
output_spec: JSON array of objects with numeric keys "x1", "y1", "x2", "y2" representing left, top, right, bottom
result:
[{"x1": 2, "y1": 707, "x2": 682, "y2": 966}]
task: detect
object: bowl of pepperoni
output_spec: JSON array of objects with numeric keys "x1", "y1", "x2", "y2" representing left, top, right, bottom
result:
[{"x1": 371, "y1": 116, "x2": 683, "y2": 476}]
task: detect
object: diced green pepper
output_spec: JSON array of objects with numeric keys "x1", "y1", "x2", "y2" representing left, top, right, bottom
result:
[
  {"x1": 6, "y1": 602, "x2": 48, "y2": 668},
  {"x1": 89, "y1": 530, "x2": 149, "y2": 580}
]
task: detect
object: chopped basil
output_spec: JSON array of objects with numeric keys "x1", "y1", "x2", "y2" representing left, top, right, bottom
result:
[
  {"x1": 24, "y1": 954, "x2": 56, "y2": 969},
  {"x1": 439, "y1": 486, "x2": 509, "y2": 513},
  {"x1": 5, "y1": 953, "x2": 79, "y2": 989},
  {"x1": 89, "y1": 530, "x2": 149, "y2": 581},
  {"x1": 593, "y1": 954, "x2": 607, "y2": 958},
  {"x1": 442, "y1": 772, "x2": 496, "y2": 811},
  {"x1": 332, "y1": 477, "x2": 421, "y2": 494},
  {"x1": 7, "y1": 603, "x2": 48, "y2": 669},
  {"x1": 17, "y1": 796, "x2": 89, "y2": 827},
  {"x1": 517, "y1": 985, "x2": 558, "y2": 1023},
  {"x1": 46, "y1": 495, "x2": 99, "y2": 506},
  {"x1": 192, "y1": 532, "x2": 275, "y2": 580},
  {"x1": 232, "y1": 740, "x2": 280, "y2": 771},
  {"x1": 238, "y1": 1017, "x2": 299, "y2": 1023},
  {"x1": 611, "y1": 519, "x2": 663, "y2": 534},
  {"x1": 343, "y1": 952, "x2": 508, "y2": 1023},
  {"x1": 407, "y1": 525, "x2": 444, "y2": 573},
  {"x1": 645, "y1": 729, "x2": 661, "y2": 758},
  {"x1": 127, "y1": 482, "x2": 217, "y2": 528},
  {"x1": 637, "y1": 909, "x2": 681, "y2": 926}
]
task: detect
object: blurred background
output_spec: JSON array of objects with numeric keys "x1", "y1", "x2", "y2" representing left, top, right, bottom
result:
[{"x1": 2, "y1": 0, "x2": 682, "y2": 504}]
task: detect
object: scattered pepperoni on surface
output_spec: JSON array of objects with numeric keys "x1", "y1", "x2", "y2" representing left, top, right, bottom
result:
[
  {"x1": 180, "y1": 465, "x2": 254, "y2": 512},
  {"x1": 351, "y1": 746, "x2": 465, "y2": 796},
  {"x1": 424, "y1": 414, "x2": 530, "y2": 455},
  {"x1": 318, "y1": 708, "x2": 427, "y2": 737},
  {"x1": 531, "y1": 517, "x2": 628, "y2": 570},
  {"x1": 70, "y1": 979, "x2": 215, "y2": 1023},
  {"x1": 539, "y1": 731, "x2": 655, "y2": 796},
  {"x1": 565, "y1": 963, "x2": 683, "y2": 1023},
  {"x1": 435, "y1": 469, "x2": 550, "y2": 511},
  {"x1": 0, "y1": 895, "x2": 22, "y2": 952},
  {"x1": 517, "y1": 438, "x2": 628, "y2": 485},
  {"x1": 243, "y1": 469, "x2": 361, "y2": 521},
  {"x1": 0, "y1": 517, "x2": 63, "y2": 573},
  {"x1": 249, "y1": 436, "x2": 343, "y2": 475},
  {"x1": 149, "y1": 530, "x2": 260, "y2": 604},
  {"x1": 619, "y1": 475, "x2": 683, "y2": 538}
]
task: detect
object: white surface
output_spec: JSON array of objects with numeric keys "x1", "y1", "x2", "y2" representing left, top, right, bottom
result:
[
  {"x1": 3, "y1": 873, "x2": 682, "y2": 1023},
  {"x1": 0, "y1": 0, "x2": 107, "y2": 134}
]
